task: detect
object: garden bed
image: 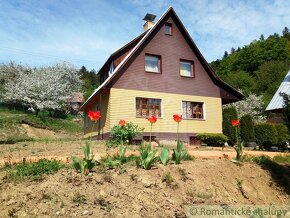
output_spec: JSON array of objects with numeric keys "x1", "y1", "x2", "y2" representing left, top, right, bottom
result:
[{"x1": 0, "y1": 159, "x2": 289, "y2": 217}]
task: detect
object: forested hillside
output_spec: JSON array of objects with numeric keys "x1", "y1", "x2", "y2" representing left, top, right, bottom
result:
[{"x1": 211, "y1": 27, "x2": 290, "y2": 105}]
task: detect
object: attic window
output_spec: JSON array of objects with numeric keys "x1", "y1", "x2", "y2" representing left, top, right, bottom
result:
[
  {"x1": 180, "y1": 60, "x2": 195, "y2": 77},
  {"x1": 145, "y1": 54, "x2": 161, "y2": 73},
  {"x1": 109, "y1": 62, "x2": 114, "y2": 75},
  {"x1": 164, "y1": 22, "x2": 172, "y2": 35}
]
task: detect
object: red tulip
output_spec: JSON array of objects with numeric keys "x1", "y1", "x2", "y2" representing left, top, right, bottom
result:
[
  {"x1": 231, "y1": 120, "x2": 240, "y2": 127},
  {"x1": 119, "y1": 119, "x2": 126, "y2": 127},
  {"x1": 147, "y1": 115, "x2": 157, "y2": 123},
  {"x1": 88, "y1": 110, "x2": 101, "y2": 122},
  {"x1": 173, "y1": 114, "x2": 182, "y2": 122}
]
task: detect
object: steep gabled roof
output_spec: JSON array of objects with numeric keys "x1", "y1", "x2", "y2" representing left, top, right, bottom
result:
[
  {"x1": 266, "y1": 70, "x2": 290, "y2": 112},
  {"x1": 80, "y1": 7, "x2": 244, "y2": 110},
  {"x1": 96, "y1": 29, "x2": 149, "y2": 77}
]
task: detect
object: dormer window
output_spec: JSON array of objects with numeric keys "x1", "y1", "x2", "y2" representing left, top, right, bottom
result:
[
  {"x1": 109, "y1": 62, "x2": 114, "y2": 75},
  {"x1": 164, "y1": 22, "x2": 172, "y2": 35},
  {"x1": 145, "y1": 54, "x2": 161, "y2": 73},
  {"x1": 180, "y1": 60, "x2": 194, "y2": 77}
]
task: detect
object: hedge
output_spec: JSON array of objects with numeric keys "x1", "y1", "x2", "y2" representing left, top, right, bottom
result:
[
  {"x1": 240, "y1": 114, "x2": 255, "y2": 144},
  {"x1": 254, "y1": 123, "x2": 278, "y2": 149},
  {"x1": 222, "y1": 106, "x2": 238, "y2": 145},
  {"x1": 274, "y1": 124, "x2": 288, "y2": 147},
  {"x1": 197, "y1": 133, "x2": 228, "y2": 147}
]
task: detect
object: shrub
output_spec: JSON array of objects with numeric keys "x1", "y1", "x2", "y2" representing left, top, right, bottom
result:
[
  {"x1": 254, "y1": 123, "x2": 278, "y2": 149},
  {"x1": 111, "y1": 122, "x2": 144, "y2": 145},
  {"x1": 196, "y1": 133, "x2": 228, "y2": 147},
  {"x1": 240, "y1": 114, "x2": 255, "y2": 144},
  {"x1": 222, "y1": 106, "x2": 238, "y2": 145},
  {"x1": 274, "y1": 124, "x2": 289, "y2": 148}
]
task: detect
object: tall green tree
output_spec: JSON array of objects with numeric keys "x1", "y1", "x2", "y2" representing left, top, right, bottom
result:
[
  {"x1": 79, "y1": 66, "x2": 100, "y2": 100},
  {"x1": 223, "y1": 106, "x2": 238, "y2": 145},
  {"x1": 240, "y1": 114, "x2": 255, "y2": 144},
  {"x1": 281, "y1": 93, "x2": 290, "y2": 131},
  {"x1": 254, "y1": 60, "x2": 289, "y2": 104}
]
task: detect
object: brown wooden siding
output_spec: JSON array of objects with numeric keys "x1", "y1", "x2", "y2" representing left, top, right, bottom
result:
[
  {"x1": 111, "y1": 17, "x2": 220, "y2": 98},
  {"x1": 113, "y1": 49, "x2": 132, "y2": 67}
]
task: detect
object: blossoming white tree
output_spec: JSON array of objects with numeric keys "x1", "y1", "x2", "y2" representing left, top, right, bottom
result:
[
  {"x1": 3, "y1": 62, "x2": 81, "y2": 114},
  {"x1": 224, "y1": 93, "x2": 266, "y2": 122}
]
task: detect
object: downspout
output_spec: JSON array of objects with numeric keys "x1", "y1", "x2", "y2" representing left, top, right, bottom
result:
[{"x1": 99, "y1": 91, "x2": 102, "y2": 140}]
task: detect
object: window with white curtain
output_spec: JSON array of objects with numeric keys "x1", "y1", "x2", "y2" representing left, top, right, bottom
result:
[
  {"x1": 182, "y1": 101, "x2": 204, "y2": 119},
  {"x1": 180, "y1": 60, "x2": 194, "y2": 77},
  {"x1": 145, "y1": 54, "x2": 160, "y2": 73}
]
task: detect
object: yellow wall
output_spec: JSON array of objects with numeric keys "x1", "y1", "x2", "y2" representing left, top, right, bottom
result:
[
  {"x1": 84, "y1": 89, "x2": 110, "y2": 137},
  {"x1": 109, "y1": 88, "x2": 222, "y2": 134}
]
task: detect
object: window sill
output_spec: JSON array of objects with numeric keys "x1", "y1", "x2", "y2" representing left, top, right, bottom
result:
[
  {"x1": 183, "y1": 118, "x2": 206, "y2": 121},
  {"x1": 165, "y1": 33, "x2": 172, "y2": 36},
  {"x1": 180, "y1": 75, "x2": 194, "y2": 78},
  {"x1": 136, "y1": 116, "x2": 163, "y2": 119},
  {"x1": 146, "y1": 71, "x2": 161, "y2": 74}
]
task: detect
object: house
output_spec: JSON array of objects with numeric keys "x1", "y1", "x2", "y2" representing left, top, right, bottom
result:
[
  {"x1": 67, "y1": 92, "x2": 84, "y2": 114},
  {"x1": 79, "y1": 7, "x2": 243, "y2": 142},
  {"x1": 266, "y1": 70, "x2": 290, "y2": 123}
]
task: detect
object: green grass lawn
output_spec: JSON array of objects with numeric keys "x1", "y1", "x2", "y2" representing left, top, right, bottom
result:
[{"x1": 0, "y1": 105, "x2": 82, "y2": 142}]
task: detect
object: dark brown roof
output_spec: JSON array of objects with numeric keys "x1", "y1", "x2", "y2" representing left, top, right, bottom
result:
[{"x1": 80, "y1": 7, "x2": 244, "y2": 110}]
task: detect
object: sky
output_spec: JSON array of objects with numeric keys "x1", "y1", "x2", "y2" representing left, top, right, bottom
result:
[{"x1": 0, "y1": 0, "x2": 289, "y2": 71}]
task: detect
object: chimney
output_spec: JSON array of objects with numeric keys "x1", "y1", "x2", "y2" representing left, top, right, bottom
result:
[{"x1": 143, "y1": 13, "x2": 156, "y2": 31}]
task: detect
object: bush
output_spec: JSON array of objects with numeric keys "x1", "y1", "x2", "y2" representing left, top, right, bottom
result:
[
  {"x1": 254, "y1": 123, "x2": 278, "y2": 149},
  {"x1": 240, "y1": 114, "x2": 255, "y2": 144},
  {"x1": 274, "y1": 124, "x2": 289, "y2": 148},
  {"x1": 223, "y1": 106, "x2": 238, "y2": 145},
  {"x1": 111, "y1": 122, "x2": 144, "y2": 145},
  {"x1": 197, "y1": 133, "x2": 228, "y2": 147}
]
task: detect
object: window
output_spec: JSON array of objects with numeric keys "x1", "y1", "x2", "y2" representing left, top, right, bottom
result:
[
  {"x1": 136, "y1": 97, "x2": 161, "y2": 117},
  {"x1": 145, "y1": 54, "x2": 161, "y2": 73},
  {"x1": 180, "y1": 60, "x2": 194, "y2": 77},
  {"x1": 109, "y1": 61, "x2": 114, "y2": 75},
  {"x1": 182, "y1": 101, "x2": 204, "y2": 119},
  {"x1": 164, "y1": 22, "x2": 172, "y2": 35}
]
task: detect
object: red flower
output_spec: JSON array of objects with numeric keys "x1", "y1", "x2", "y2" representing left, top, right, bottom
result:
[
  {"x1": 119, "y1": 119, "x2": 126, "y2": 127},
  {"x1": 147, "y1": 115, "x2": 157, "y2": 123},
  {"x1": 231, "y1": 120, "x2": 240, "y2": 127},
  {"x1": 88, "y1": 110, "x2": 101, "y2": 122},
  {"x1": 173, "y1": 114, "x2": 182, "y2": 122}
]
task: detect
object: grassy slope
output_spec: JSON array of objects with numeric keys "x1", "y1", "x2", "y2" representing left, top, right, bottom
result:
[{"x1": 0, "y1": 106, "x2": 82, "y2": 142}]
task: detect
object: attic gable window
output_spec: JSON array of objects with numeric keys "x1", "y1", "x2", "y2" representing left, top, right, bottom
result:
[
  {"x1": 180, "y1": 60, "x2": 194, "y2": 77},
  {"x1": 164, "y1": 22, "x2": 172, "y2": 35},
  {"x1": 145, "y1": 54, "x2": 161, "y2": 73}
]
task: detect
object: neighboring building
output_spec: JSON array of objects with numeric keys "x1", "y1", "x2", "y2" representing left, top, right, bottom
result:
[
  {"x1": 266, "y1": 70, "x2": 290, "y2": 123},
  {"x1": 266, "y1": 70, "x2": 290, "y2": 113},
  {"x1": 67, "y1": 92, "x2": 84, "y2": 114},
  {"x1": 79, "y1": 7, "x2": 243, "y2": 141}
]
